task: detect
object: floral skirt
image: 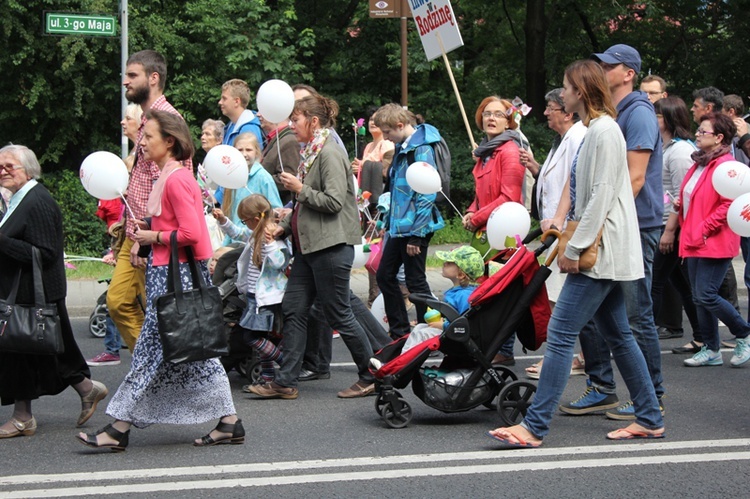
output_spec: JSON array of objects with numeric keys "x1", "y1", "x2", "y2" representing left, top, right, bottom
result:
[{"x1": 106, "y1": 260, "x2": 235, "y2": 428}]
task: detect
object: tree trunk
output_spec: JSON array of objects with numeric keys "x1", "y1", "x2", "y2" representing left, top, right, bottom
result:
[{"x1": 524, "y1": 0, "x2": 547, "y2": 121}]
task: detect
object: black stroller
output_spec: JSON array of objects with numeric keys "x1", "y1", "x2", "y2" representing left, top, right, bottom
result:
[
  {"x1": 211, "y1": 245, "x2": 276, "y2": 383},
  {"x1": 371, "y1": 231, "x2": 557, "y2": 428}
]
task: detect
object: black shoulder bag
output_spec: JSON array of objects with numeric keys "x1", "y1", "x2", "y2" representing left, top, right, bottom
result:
[
  {"x1": 156, "y1": 232, "x2": 228, "y2": 364},
  {"x1": 0, "y1": 247, "x2": 64, "y2": 355}
]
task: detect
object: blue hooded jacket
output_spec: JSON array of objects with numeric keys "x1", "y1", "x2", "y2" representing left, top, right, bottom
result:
[{"x1": 387, "y1": 123, "x2": 445, "y2": 238}]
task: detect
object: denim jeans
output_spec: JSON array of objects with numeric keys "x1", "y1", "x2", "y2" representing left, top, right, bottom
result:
[
  {"x1": 521, "y1": 273, "x2": 663, "y2": 439},
  {"x1": 376, "y1": 234, "x2": 433, "y2": 337},
  {"x1": 742, "y1": 237, "x2": 750, "y2": 321},
  {"x1": 104, "y1": 315, "x2": 122, "y2": 354},
  {"x1": 276, "y1": 244, "x2": 374, "y2": 388},
  {"x1": 580, "y1": 227, "x2": 664, "y2": 399},
  {"x1": 686, "y1": 257, "x2": 750, "y2": 351},
  {"x1": 651, "y1": 227, "x2": 702, "y2": 342}
]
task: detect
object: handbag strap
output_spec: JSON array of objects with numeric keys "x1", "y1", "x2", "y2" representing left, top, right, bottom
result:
[
  {"x1": 166, "y1": 232, "x2": 213, "y2": 313},
  {"x1": 5, "y1": 247, "x2": 45, "y2": 307}
]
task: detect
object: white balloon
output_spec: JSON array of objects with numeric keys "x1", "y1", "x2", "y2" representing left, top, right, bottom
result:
[
  {"x1": 352, "y1": 237, "x2": 369, "y2": 269},
  {"x1": 203, "y1": 145, "x2": 249, "y2": 189},
  {"x1": 79, "y1": 151, "x2": 129, "y2": 200},
  {"x1": 712, "y1": 160, "x2": 750, "y2": 200},
  {"x1": 405, "y1": 161, "x2": 441, "y2": 195},
  {"x1": 486, "y1": 202, "x2": 531, "y2": 249},
  {"x1": 256, "y1": 80, "x2": 295, "y2": 123},
  {"x1": 369, "y1": 294, "x2": 389, "y2": 332},
  {"x1": 727, "y1": 192, "x2": 750, "y2": 236}
]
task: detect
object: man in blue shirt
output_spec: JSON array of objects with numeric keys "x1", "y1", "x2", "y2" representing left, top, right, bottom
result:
[
  {"x1": 560, "y1": 45, "x2": 665, "y2": 420},
  {"x1": 219, "y1": 79, "x2": 264, "y2": 147}
]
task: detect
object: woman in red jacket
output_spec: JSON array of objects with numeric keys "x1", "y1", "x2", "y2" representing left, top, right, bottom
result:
[
  {"x1": 462, "y1": 96, "x2": 525, "y2": 365},
  {"x1": 679, "y1": 112, "x2": 750, "y2": 367},
  {"x1": 462, "y1": 96, "x2": 525, "y2": 234}
]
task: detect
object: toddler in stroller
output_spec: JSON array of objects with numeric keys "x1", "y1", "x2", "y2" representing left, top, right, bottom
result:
[
  {"x1": 370, "y1": 232, "x2": 556, "y2": 428},
  {"x1": 212, "y1": 194, "x2": 291, "y2": 387}
]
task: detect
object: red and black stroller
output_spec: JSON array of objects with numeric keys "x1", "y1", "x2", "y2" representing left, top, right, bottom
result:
[{"x1": 371, "y1": 230, "x2": 557, "y2": 428}]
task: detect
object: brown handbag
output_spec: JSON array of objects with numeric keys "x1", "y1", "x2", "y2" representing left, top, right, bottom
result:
[{"x1": 548, "y1": 221, "x2": 603, "y2": 271}]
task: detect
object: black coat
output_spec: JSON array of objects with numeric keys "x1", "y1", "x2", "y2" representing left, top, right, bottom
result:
[{"x1": 0, "y1": 183, "x2": 67, "y2": 303}]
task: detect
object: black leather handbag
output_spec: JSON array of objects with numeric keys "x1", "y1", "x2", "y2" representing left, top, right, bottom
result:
[
  {"x1": 156, "y1": 232, "x2": 228, "y2": 364},
  {"x1": 0, "y1": 247, "x2": 64, "y2": 355}
]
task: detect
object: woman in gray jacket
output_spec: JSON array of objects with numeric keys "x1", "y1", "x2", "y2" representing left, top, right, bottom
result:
[
  {"x1": 488, "y1": 60, "x2": 664, "y2": 447},
  {"x1": 247, "y1": 94, "x2": 376, "y2": 400}
]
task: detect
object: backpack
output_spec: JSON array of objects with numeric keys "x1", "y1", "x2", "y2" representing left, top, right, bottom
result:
[{"x1": 407, "y1": 137, "x2": 451, "y2": 205}]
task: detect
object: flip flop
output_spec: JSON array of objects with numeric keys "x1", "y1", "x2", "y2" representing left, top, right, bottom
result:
[
  {"x1": 486, "y1": 427, "x2": 542, "y2": 448},
  {"x1": 606, "y1": 424, "x2": 665, "y2": 441}
]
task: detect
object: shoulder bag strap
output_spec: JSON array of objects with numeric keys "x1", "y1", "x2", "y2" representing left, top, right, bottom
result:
[
  {"x1": 166, "y1": 231, "x2": 186, "y2": 313},
  {"x1": 30, "y1": 247, "x2": 46, "y2": 308}
]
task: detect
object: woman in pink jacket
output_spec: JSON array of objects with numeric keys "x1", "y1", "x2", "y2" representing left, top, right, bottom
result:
[{"x1": 679, "y1": 112, "x2": 750, "y2": 367}]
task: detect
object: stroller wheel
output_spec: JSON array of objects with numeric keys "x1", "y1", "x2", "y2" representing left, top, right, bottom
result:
[
  {"x1": 374, "y1": 390, "x2": 402, "y2": 413},
  {"x1": 380, "y1": 398, "x2": 412, "y2": 429},
  {"x1": 497, "y1": 381, "x2": 536, "y2": 426},
  {"x1": 483, "y1": 367, "x2": 518, "y2": 410},
  {"x1": 88, "y1": 304, "x2": 108, "y2": 338},
  {"x1": 238, "y1": 358, "x2": 262, "y2": 383}
]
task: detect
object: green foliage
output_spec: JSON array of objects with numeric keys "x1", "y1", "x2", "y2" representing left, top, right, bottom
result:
[
  {"x1": 4, "y1": 0, "x2": 750, "y2": 253},
  {"x1": 65, "y1": 260, "x2": 114, "y2": 280},
  {"x1": 431, "y1": 216, "x2": 471, "y2": 245},
  {"x1": 41, "y1": 170, "x2": 108, "y2": 255}
]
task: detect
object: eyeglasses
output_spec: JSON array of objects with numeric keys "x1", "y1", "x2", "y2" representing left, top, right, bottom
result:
[
  {"x1": 482, "y1": 111, "x2": 508, "y2": 119},
  {"x1": 240, "y1": 218, "x2": 252, "y2": 226},
  {"x1": 695, "y1": 129, "x2": 715, "y2": 136},
  {"x1": 0, "y1": 163, "x2": 23, "y2": 173},
  {"x1": 545, "y1": 105, "x2": 564, "y2": 113}
]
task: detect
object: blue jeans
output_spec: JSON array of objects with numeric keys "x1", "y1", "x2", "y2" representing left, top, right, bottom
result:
[
  {"x1": 104, "y1": 315, "x2": 122, "y2": 355},
  {"x1": 741, "y1": 237, "x2": 750, "y2": 321},
  {"x1": 276, "y1": 244, "x2": 374, "y2": 388},
  {"x1": 580, "y1": 227, "x2": 664, "y2": 399},
  {"x1": 686, "y1": 257, "x2": 750, "y2": 351},
  {"x1": 522, "y1": 274, "x2": 663, "y2": 439}
]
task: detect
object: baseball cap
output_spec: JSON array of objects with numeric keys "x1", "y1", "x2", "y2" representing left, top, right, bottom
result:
[
  {"x1": 591, "y1": 44, "x2": 641, "y2": 73},
  {"x1": 435, "y1": 246, "x2": 484, "y2": 280}
]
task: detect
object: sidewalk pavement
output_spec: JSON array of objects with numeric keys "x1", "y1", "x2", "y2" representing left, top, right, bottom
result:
[{"x1": 64, "y1": 246, "x2": 748, "y2": 318}]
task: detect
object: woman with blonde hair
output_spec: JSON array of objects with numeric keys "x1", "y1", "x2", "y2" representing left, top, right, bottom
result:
[{"x1": 488, "y1": 60, "x2": 664, "y2": 447}]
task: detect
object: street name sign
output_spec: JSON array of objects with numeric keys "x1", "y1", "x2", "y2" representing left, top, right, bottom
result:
[{"x1": 45, "y1": 13, "x2": 117, "y2": 37}]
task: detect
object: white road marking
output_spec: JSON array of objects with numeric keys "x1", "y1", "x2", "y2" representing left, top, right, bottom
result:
[{"x1": 2, "y1": 439, "x2": 750, "y2": 497}]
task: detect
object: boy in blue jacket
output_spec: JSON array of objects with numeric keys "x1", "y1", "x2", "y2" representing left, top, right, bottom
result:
[{"x1": 374, "y1": 103, "x2": 445, "y2": 338}]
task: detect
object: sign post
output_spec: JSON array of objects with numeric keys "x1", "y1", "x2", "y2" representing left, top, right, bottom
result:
[
  {"x1": 406, "y1": 0, "x2": 476, "y2": 150},
  {"x1": 369, "y1": 1, "x2": 411, "y2": 107}
]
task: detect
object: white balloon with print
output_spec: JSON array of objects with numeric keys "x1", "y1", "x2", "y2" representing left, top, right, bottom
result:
[
  {"x1": 203, "y1": 145, "x2": 249, "y2": 189},
  {"x1": 405, "y1": 161, "x2": 441, "y2": 195},
  {"x1": 256, "y1": 79, "x2": 295, "y2": 124},
  {"x1": 79, "y1": 151, "x2": 129, "y2": 200},
  {"x1": 727, "y1": 192, "x2": 750, "y2": 237},
  {"x1": 712, "y1": 160, "x2": 750, "y2": 200},
  {"x1": 486, "y1": 202, "x2": 530, "y2": 249}
]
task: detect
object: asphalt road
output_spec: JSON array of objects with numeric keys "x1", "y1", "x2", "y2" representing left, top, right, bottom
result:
[{"x1": 1, "y1": 316, "x2": 749, "y2": 498}]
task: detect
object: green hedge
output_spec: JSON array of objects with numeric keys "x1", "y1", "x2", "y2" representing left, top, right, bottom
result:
[{"x1": 40, "y1": 169, "x2": 109, "y2": 256}]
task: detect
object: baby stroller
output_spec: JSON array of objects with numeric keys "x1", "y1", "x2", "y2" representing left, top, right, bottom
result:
[
  {"x1": 371, "y1": 230, "x2": 557, "y2": 428},
  {"x1": 211, "y1": 245, "x2": 271, "y2": 383}
]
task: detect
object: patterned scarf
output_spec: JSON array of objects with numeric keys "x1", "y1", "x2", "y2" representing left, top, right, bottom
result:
[{"x1": 298, "y1": 128, "x2": 331, "y2": 184}]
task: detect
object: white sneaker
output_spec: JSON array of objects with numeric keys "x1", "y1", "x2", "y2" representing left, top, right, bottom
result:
[
  {"x1": 730, "y1": 337, "x2": 750, "y2": 367},
  {"x1": 683, "y1": 346, "x2": 723, "y2": 367}
]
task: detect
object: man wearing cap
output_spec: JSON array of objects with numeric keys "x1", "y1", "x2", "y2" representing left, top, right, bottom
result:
[{"x1": 562, "y1": 44, "x2": 665, "y2": 420}]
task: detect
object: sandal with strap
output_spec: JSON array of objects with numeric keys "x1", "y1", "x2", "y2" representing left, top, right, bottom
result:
[
  {"x1": 76, "y1": 423, "x2": 129, "y2": 452},
  {"x1": 194, "y1": 419, "x2": 245, "y2": 447}
]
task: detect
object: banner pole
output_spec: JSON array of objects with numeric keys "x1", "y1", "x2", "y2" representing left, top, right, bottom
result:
[{"x1": 436, "y1": 32, "x2": 476, "y2": 151}]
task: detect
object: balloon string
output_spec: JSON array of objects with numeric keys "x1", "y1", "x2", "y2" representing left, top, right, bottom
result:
[
  {"x1": 276, "y1": 132, "x2": 284, "y2": 176},
  {"x1": 441, "y1": 189, "x2": 463, "y2": 219},
  {"x1": 120, "y1": 193, "x2": 137, "y2": 221}
]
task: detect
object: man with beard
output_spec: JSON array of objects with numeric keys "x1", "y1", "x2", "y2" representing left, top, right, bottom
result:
[{"x1": 106, "y1": 50, "x2": 192, "y2": 352}]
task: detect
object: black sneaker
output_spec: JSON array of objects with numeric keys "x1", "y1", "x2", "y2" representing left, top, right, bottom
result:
[{"x1": 657, "y1": 327, "x2": 684, "y2": 340}]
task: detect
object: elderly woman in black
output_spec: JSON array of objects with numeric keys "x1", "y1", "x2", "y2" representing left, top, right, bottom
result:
[{"x1": 0, "y1": 144, "x2": 107, "y2": 439}]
